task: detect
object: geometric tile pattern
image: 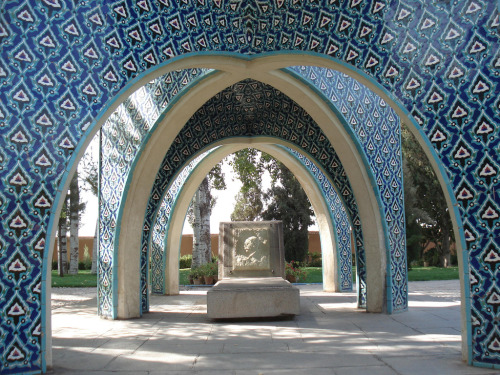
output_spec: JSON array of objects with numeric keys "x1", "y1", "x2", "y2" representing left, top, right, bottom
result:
[
  {"x1": 149, "y1": 149, "x2": 214, "y2": 305},
  {"x1": 0, "y1": 0, "x2": 497, "y2": 372},
  {"x1": 99, "y1": 69, "x2": 209, "y2": 318},
  {"x1": 289, "y1": 66, "x2": 406, "y2": 313},
  {"x1": 141, "y1": 79, "x2": 369, "y2": 312},
  {"x1": 285, "y1": 146, "x2": 354, "y2": 292},
  {"x1": 98, "y1": 71, "x2": 210, "y2": 317}
]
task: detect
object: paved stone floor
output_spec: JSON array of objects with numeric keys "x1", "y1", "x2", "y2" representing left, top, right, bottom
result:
[{"x1": 49, "y1": 280, "x2": 498, "y2": 374}]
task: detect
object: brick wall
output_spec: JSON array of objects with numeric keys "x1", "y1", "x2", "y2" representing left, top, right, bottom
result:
[{"x1": 53, "y1": 232, "x2": 324, "y2": 262}]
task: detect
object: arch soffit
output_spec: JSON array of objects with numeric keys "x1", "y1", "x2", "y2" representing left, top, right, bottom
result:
[
  {"x1": 144, "y1": 77, "x2": 364, "y2": 246},
  {"x1": 159, "y1": 140, "x2": 345, "y2": 295},
  {"x1": 57, "y1": 55, "x2": 461, "y2": 279},
  {"x1": 116, "y1": 58, "x2": 390, "y2": 317}
]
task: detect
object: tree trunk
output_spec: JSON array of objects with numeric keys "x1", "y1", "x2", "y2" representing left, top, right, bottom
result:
[
  {"x1": 58, "y1": 200, "x2": 68, "y2": 276},
  {"x1": 420, "y1": 239, "x2": 430, "y2": 264},
  {"x1": 192, "y1": 177, "x2": 212, "y2": 268},
  {"x1": 90, "y1": 220, "x2": 98, "y2": 274},
  {"x1": 199, "y1": 178, "x2": 212, "y2": 264},
  {"x1": 68, "y1": 173, "x2": 80, "y2": 275},
  {"x1": 440, "y1": 225, "x2": 451, "y2": 268}
]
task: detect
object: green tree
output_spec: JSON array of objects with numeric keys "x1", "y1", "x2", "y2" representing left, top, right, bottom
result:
[
  {"x1": 261, "y1": 160, "x2": 314, "y2": 263},
  {"x1": 229, "y1": 149, "x2": 264, "y2": 221},
  {"x1": 58, "y1": 171, "x2": 87, "y2": 276},
  {"x1": 229, "y1": 149, "x2": 314, "y2": 263},
  {"x1": 402, "y1": 127, "x2": 454, "y2": 267},
  {"x1": 188, "y1": 163, "x2": 226, "y2": 269},
  {"x1": 68, "y1": 171, "x2": 84, "y2": 275},
  {"x1": 57, "y1": 198, "x2": 69, "y2": 276},
  {"x1": 191, "y1": 177, "x2": 212, "y2": 268},
  {"x1": 80, "y1": 135, "x2": 100, "y2": 274}
]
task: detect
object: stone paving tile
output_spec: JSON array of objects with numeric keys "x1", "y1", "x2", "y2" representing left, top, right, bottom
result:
[
  {"x1": 220, "y1": 341, "x2": 290, "y2": 353},
  {"x1": 52, "y1": 336, "x2": 110, "y2": 352},
  {"x1": 138, "y1": 340, "x2": 225, "y2": 355},
  {"x1": 150, "y1": 371, "x2": 236, "y2": 375},
  {"x1": 48, "y1": 281, "x2": 498, "y2": 375},
  {"x1": 236, "y1": 369, "x2": 334, "y2": 375},
  {"x1": 193, "y1": 351, "x2": 382, "y2": 371},
  {"x1": 52, "y1": 370, "x2": 150, "y2": 375},
  {"x1": 103, "y1": 351, "x2": 197, "y2": 372},
  {"x1": 333, "y1": 365, "x2": 399, "y2": 375},
  {"x1": 378, "y1": 354, "x2": 500, "y2": 375},
  {"x1": 51, "y1": 348, "x2": 117, "y2": 371},
  {"x1": 93, "y1": 337, "x2": 145, "y2": 351}
]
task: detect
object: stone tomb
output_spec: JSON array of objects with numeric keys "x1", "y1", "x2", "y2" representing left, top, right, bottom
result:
[{"x1": 207, "y1": 221, "x2": 300, "y2": 319}]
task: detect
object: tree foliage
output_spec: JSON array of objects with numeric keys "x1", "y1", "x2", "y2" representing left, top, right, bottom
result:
[
  {"x1": 191, "y1": 177, "x2": 212, "y2": 268},
  {"x1": 58, "y1": 198, "x2": 69, "y2": 276},
  {"x1": 189, "y1": 162, "x2": 226, "y2": 268},
  {"x1": 229, "y1": 149, "x2": 264, "y2": 221},
  {"x1": 230, "y1": 149, "x2": 314, "y2": 263},
  {"x1": 58, "y1": 170, "x2": 87, "y2": 276},
  {"x1": 261, "y1": 159, "x2": 314, "y2": 263},
  {"x1": 79, "y1": 138, "x2": 99, "y2": 196},
  {"x1": 68, "y1": 172, "x2": 83, "y2": 275},
  {"x1": 402, "y1": 127, "x2": 454, "y2": 267},
  {"x1": 78, "y1": 136, "x2": 99, "y2": 273}
]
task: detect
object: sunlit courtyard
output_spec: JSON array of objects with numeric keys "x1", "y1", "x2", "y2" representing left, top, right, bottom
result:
[{"x1": 50, "y1": 280, "x2": 496, "y2": 375}]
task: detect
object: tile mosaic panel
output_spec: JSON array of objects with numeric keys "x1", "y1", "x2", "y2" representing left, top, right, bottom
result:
[
  {"x1": 149, "y1": 150, "x2": 213, "y2": 301},
  {"x1": 99, "y1": 68, "x2": 209, "y2": 318},
  {"x1": 284, "y1": 147, "x2": 354, "y2": 292},
  {"x1": 141, "y1": 79, "x2": 368, "y2": 310},
  {"x1": 289, "y1": 66, "x2": 406, "y2": 313},
  {"x1": 0, "y1": 0, "x2": 497, "y2": 371}
]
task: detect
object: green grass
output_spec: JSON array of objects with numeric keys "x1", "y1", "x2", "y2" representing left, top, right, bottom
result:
[
  {"x1": 180, "y1": 268, "x2": 190, "y2": 285},
  {"x1": 303, "y1": 267, "x2": 322, "y2": 283},
  {"x1": 51, "y1": 266, "x2": 460, "y2": 288},
  {"x1": 302, "y1": 266, "x2": 460, "y2": 283},
  {"x1": 306, "y1": 266, "x2": 460, "y2": 283},
  {"x1": 407, "y1": 266, "x2": 459, "y2": 281},
  {"x1": 51, "y1": 270, "x2": 97, "y2": 288}
]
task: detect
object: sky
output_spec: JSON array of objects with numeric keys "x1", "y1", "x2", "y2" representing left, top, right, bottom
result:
[
  {"x1": 79, "y1": 151, "x2": 317, "y2": 237},
  {"x1": 80, "y1": 158, "x2": 257, "y2": 236}
]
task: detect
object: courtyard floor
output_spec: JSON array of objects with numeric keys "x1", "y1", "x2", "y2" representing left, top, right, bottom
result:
[{"x1": 49, "y1": 280, "x2": 497, "y2": 375}]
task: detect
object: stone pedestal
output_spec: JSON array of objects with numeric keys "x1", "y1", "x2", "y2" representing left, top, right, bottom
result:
[
  {"x1": 218, "y1": 221, "x2": 285, "y2": 279},
  {"x1": 207, "y1": 277, "x2": 300, "y2": 319},
  {"x1": 207, "y1": 221, "x2": 300, "y2": 319}
]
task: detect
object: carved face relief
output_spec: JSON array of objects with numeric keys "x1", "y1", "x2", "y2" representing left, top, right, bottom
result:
[{"x1": 233, "y1": 228, "x2": 270, "y2": 271}]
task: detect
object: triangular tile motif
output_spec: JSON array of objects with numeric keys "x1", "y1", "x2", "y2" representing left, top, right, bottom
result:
[
  {"x1": 288, "y1": 148, "x2": 355, "y2": 293},
  {"x1": 0, "y1": 0, "x2": 498, "y2": 371},
  {"x1": 290, "y1": 66, "x2": 407, "y2": 313},
  {"x1": 142, "y1": 79, "x2": 381, "y2": 309}
]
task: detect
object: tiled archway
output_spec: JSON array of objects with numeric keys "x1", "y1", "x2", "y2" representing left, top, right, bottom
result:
[{"x1": 0, "y1": 2, "x2": 497, "y2": 372}]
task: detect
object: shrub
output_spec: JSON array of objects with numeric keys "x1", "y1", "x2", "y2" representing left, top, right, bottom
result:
[
  {"x1": 179, "y1": 254, "x2": 192, "y2": 269},
  {"x1": 204, "y1": 262, "x2": 218, "y2": 277},
  {"x1": 306, "y1": 252, "x2": 322, "y2": 267},
  {"x1": 285, "y1": 261, "x2": 308, "y2": 282},
  {"x1": 423, "y1": 248, "x2": 440, "y2": 267},
  {"x1": 188, "y1": 265, "x2": 202, "y2": 279},
  {"x1": 82, "y1": 245, "x2": 92, "y2": 270},
  {"x1": 450, "y1": 253, "x2": 458, "y2": 266},
  {"x1": 52, "y1": 260, "x2": 58, "y2": 270}
]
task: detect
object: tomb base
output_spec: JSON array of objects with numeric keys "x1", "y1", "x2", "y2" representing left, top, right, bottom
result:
[{"x1": 207, "y1": 277, "x2": 300, "y2": 319}]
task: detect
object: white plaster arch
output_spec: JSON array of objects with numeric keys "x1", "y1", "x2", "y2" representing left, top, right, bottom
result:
[
  {"x1": 115, "y1": 58, "x2": 388, "y2": 319},
  {"x1": 43, "y1": 52, "x2": 469, "y2": 367},
  {"x1": 158, "y1": 139, "x2": 344, "y2": 298}
]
